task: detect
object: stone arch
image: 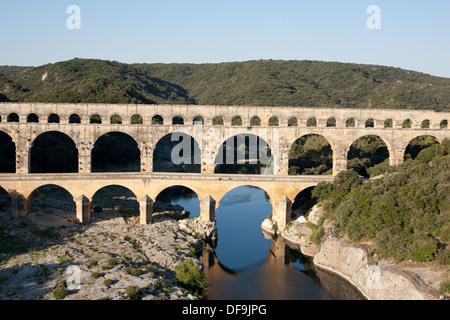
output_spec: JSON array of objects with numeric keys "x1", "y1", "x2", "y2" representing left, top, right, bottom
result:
[
  {"x1": 365, "y1": 118, "x2": 374, "y2": 128},
  {"x1": 404, "y1": 135, "x2": 440, "y2": 160},
  {"x1": 288, "y1": 117, "x2": 298, "y2": 127},
  {"x1": 421, "y1": 119, "x2": 430, "y2": 129},
  {"x1": 153, "y1": 132, "x2": 201, "y2": 173},
  {"x1": 268, "y1": 116, "x2": 279, "y2": 126},
  {"x1": 231, "y1": 115, "x2": 243, "y2": 126},
  {"x1": 193, "y1": 115, "x2": 205, "y2": 125},
  {"x1": 69, "y1": 114, "x2": 81, "y2": 124},
  {"x1": 250, "y1": 116, "x2": 261, "y2": 126},
  {"x1": 48, "y1": 113, "x2": 60, "y2": 124},
  {"x1": 172, "y1": 115, "x2": 185, "y2": 125},
  {"x1": 215, "y1": 185, "x2": 273, "y2": 270},
  {"x1": 307, "y1": 117, "x2": 317, "y2": 127},
  {"x1": 326, "y1": 117, "x2": 337, "y2": 127},
  {"x1": 91, "y1": 132, "x2": 140, "y2": 172},
  {"x1": 440, "y1": 120, "x2": 448, "y2": 129},
  {"x1": 288, "y1": 134, "x2": 333, "y2": 175},
  {"x1": 155, "y1": 185, "x2": 201, "y2": 218},
  {"x1": 214, "y1": 133, "x2": 274, "y2": 175},
  {"x1": 0, "y1": 130, "x2": 16, "y2": 173},
  {"x1": 291, "y1": 186, "x2": 317, "y2": 219},
  {"x1": 152, "y1": 115, "x2": 164, "y2": 125},
  {"x1": 347, "y1": 134, "x2": 391, "y2": 177},
  {"x1": 212, "y1": 116, "x2": 224, "y2": 126},
  {"x1": 30, "y1": 131, "x2": 78, "y2": 173},
  {"x1": 403, "y1": 119, "x2": 412, "y2": 128},
  {"x1": 345, "y1": 118, "x2": 356, "y2": 127},
  {"x1": 28, "y1": 184, "x2": 76, "y2": 224},
  {"x1": 7, "y1": 113, "x2": 19, "y2": 123},
  {"x1": 91, "y1": 185, "x2": 139, "y2": 223},
  {"x1": 131, "y1": 114, "x2": 143, "y2": 125},
  {"x1": 90, "y1": 114, "x2": 102, "y2": 124},
  {"x1": 384, "y1": 119, "x2": 393, "y2": 128},
  {"x1": 27, "y1": 113, "x2": 39, "y2": 123},
  {"x1": 110, "y1": 114, "x2": 122, "y2": 124}
]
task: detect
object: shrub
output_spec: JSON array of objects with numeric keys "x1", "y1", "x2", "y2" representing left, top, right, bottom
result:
[
  {"x1": 125, "y1": 266, "x2": 141, "y2": 276},
  {"x1": 175, "y1": 259, "x2": 208, "y2": 296},
  {"x1": 439, "y1": 282, "x2": 450, "y2": 294},
  {"x1": 103, "y1": 278, "x2": 113, "y2": 286},
  {"x1": 125, "y1": 286, "x2": 142, "y2": 300},
  {"x1": 411, "y1": 244, "x2": 437, "y2": 262},
  {"x1": 53, "y1": 279, "x2": 68, "y2": 300}
]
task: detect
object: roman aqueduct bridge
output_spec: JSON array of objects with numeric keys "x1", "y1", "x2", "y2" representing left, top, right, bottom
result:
[{"x1": 0, "y1": 103, "x2": 448, "y2": 229}]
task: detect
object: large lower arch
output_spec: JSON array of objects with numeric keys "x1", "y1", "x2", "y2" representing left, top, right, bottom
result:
[
  {"x1": 28, "y1": 185, "x2": 76, "y2": 227},
  {"x1": 214, "y1": 133, "x2": 274, "y2": 175},
  {"x1": 91, "y1": 132, "x2": 140, "y2": 173},
  {"x1": 215, "y1": 185, "x2": 273, "y2": 270},
  {"x1": 155, "y1": 186, "x2": 200, "y2": 218},
  {"x1": 91, "y1": 185, "x2": 139, "y2": 223},
  {"x1": 291, "y1": 186, "x2": 317, "y2": 220},
  {"x1": 404, "y1": 135, "x2": 440, "y2": 160},
  {"x1": 0, "y1": 131, "x2": 15, "y2": 173},
  {"x1": 288, "y1": 134, "x2": 333, "y2": 175},
  {"x1": 30, "y1": 131, "x2": 78, "y2": 174},
  {"x1": 153, "y1": 133, "x2": 201, "y2": 173},
  {"x1": 347, "y1": 135, "x2": 390, "y2": 177}
]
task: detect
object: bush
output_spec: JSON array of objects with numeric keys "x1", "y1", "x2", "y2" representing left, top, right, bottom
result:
[
  {"x1": 53, "y1": 279, "x2": 69, "y2": 300},
  {"x1": 125, "y1": 286, "x2": 142, "y2": 300},
  {"x1": 125, "y1": 266, "x2": 141, "y2": 277},
  {"x1": 411, "y1": 244, "x2": 437, "y2": 262},
  {"x1": 175, "y1": 259, "x2": 208, "y2": 296}
]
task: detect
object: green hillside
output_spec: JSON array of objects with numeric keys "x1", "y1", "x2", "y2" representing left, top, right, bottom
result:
[
  {"x1": 1, "y1": 58, "x2": 449, "y2": 110},
  {"x1": 0, "y1": 59, "x2": 194, "y2": 105}
]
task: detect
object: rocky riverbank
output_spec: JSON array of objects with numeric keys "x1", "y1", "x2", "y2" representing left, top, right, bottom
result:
[
  {"x1": 261, "y1": 204, "x2": 448, "y2": 300},
  {"x1": 0, "y1": 203, "x2": 216, "y2": 300}
]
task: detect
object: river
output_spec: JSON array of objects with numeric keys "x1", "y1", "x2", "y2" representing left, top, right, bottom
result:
[{"x1": 166, "y1": 186, "x2": 365, "y2": 300}]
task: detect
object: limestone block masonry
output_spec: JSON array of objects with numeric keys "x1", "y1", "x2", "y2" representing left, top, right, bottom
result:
[{"x1": 0, "y1": 103, "x2": 449, "y2": 228}]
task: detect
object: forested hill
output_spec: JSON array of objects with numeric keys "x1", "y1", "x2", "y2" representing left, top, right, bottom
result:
[{"x1": 1, "y1": 58, "x2": 449, "y2": 111}]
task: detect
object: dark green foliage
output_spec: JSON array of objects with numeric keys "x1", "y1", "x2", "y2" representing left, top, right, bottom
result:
[
  {"x1": 53, "y1": 279, "x2": 69, "y2": 300},
  {"x1": 175, "y1": 259, "x2": 208, "y2": 296},
  {"x1": 313, "y1": 139, "x2": 450, "y2": 264},
  {"x1": 1, "y1": 59, "x2": 449, "y2": 110},
  {"x1": 1, "y1": 59, "x2": 194, "y2": 105},
  {"x1": 125, "y1": 286, "x2": 142, "y2": 300},
  {"x1": 289, "y1": 135, "x2": 333, "y2": 175},
  {"x1": 347, "y1": 135, "x2": 389, "y2": 177}
]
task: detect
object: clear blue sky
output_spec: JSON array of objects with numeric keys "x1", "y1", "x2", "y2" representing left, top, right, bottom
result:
[{"x1": 1, "y1": 0, "x2": 449, "y2": 77}]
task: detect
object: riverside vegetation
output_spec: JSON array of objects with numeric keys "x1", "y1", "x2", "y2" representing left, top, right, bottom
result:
[{"x1": 311, "y1": 139, "x2": 450, "y2": 294}]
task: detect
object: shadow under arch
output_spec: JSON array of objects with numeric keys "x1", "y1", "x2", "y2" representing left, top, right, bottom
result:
[
  {"x1": 214, "y1": 133, "x2": 274, "y2": 175},
  {"x1": 155, "y1": 185, "x2": 200, "y2": 219},
  {"x1": 28, "y1": 184, "x2": 77, "y2": 228},
  {"x1": 91, "y1": 132, "x2": 140, "y2": 172},
  {"x1": 214, "y1": 185, "x2": 273, "y2": 271},
  {"x1": 347, "y1": 134, "x2": 390, "y2": 177},
  {"x1": 91, "y1": 185, "x2": 139, "y2": 223},
  {"x1": 288, "y1": 134, "x2": 333, "y2": 176},
  {"x1": 30, "y1": 131, "x2": 78, "y2": 174},
  {"x1": 0, "y1": 186, "x2": 12, "y2": 217},
  {"x1": 0, "y1": 130, "x2": 16, "y2": 173},
  {"x1": 291, "y1": 186, "x2": 317, "y2": 220},
  {"x1": 404, "y1": 135, "x2": 440, "y2": 161},
  {"x1": 153, "y1": 132, "x2": 201, "y2": 173}
]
